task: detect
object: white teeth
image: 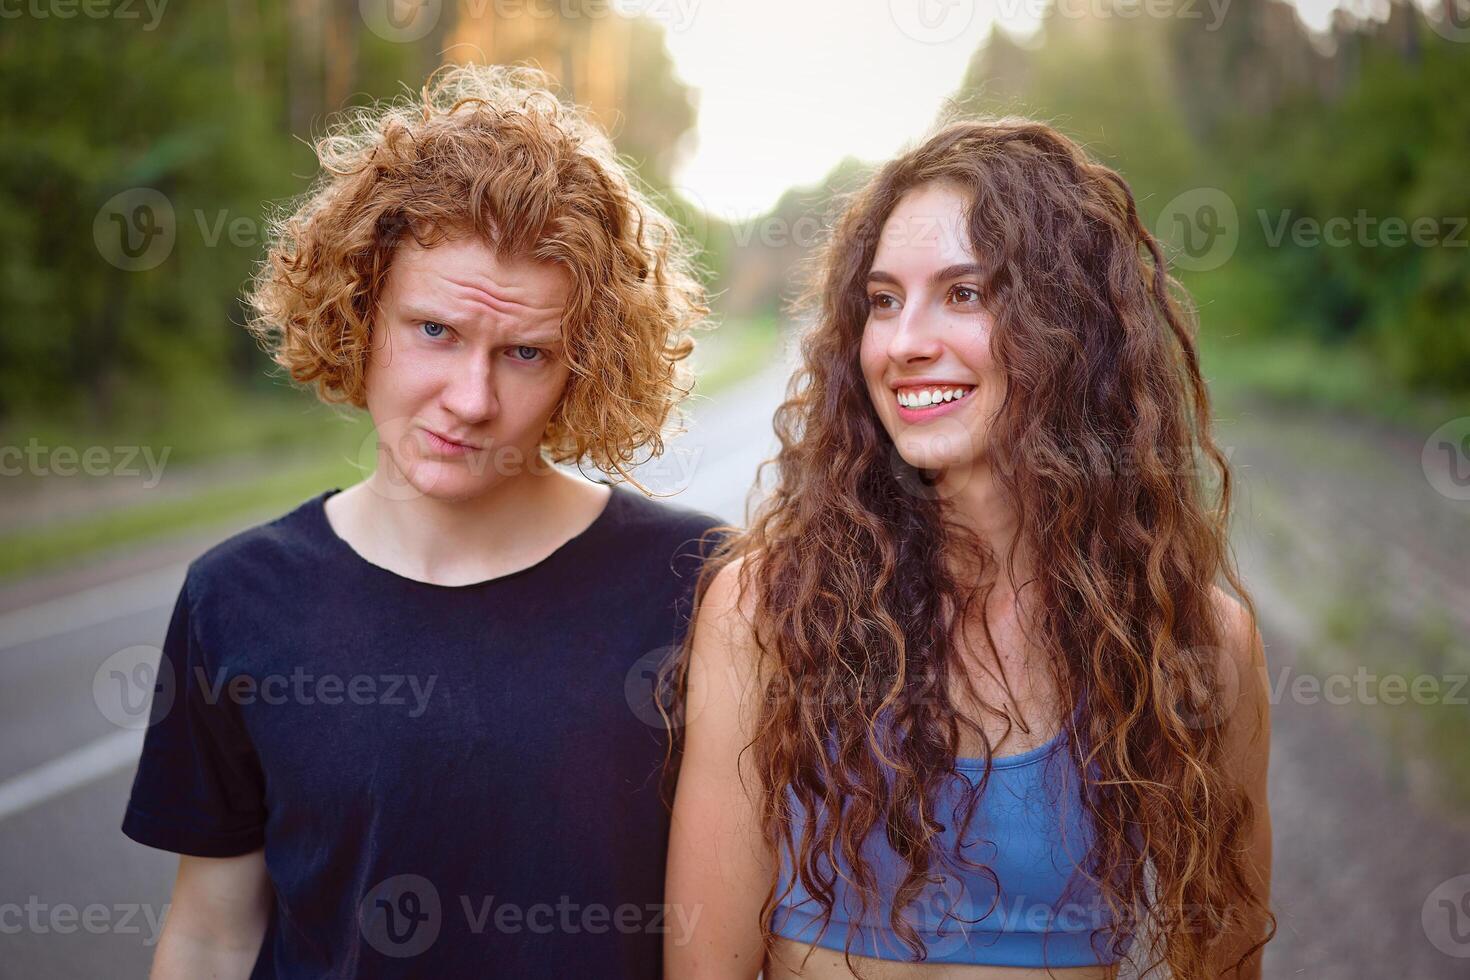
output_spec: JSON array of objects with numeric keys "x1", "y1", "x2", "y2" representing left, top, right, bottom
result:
[{"x1": 895, "y1": 386, "x2": 972, "y2": 409}]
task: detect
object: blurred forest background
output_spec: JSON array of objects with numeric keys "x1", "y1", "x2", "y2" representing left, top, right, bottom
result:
[{"x1": 1, "y1": 0, "x2": 1467, "y2": 578}]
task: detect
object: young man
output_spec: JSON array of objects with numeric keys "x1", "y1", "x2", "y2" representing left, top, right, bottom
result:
[{"x1": 121, "y1": 64, "x2": 727, "y2": 978}]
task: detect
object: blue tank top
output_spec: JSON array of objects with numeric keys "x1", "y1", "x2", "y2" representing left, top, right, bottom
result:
[{"x1": 769, "y1": 702, "x2": 1136, "y2": 968}]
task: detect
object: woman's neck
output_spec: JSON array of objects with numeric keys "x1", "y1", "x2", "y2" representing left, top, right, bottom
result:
[{"x1": 935, "y1": 458, "x2": 1034, "y2": 595}]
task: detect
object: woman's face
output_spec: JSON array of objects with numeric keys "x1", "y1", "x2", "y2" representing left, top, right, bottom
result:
[{"x1": 860, "y1": 182, "x2": 1006, "y2": 479}]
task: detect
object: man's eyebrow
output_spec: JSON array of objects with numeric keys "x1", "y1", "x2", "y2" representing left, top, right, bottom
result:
[
  {"x1": 865, "y1": 263, "x2": 985, "y2": 288},
  {"x1": 398, "y1": 303, "x2": 460, "y2": 323},
  {"x1": 395, "y1": 306, "x2": 563, "y2": 344}
]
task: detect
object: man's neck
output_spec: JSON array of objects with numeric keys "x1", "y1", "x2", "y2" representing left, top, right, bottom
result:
[{"x1": 328, "y1": 466, "x2": 610, "y2": 586}]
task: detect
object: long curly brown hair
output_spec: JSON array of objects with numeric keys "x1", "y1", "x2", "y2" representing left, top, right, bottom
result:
[{"x1": 667, "y1": 117, "x2": 1275, "y2": 979}]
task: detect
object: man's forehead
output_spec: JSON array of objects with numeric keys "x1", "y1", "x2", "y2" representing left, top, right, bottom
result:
[{"x1": 389, "y1": 237, "x2": 571, "y2": 317}]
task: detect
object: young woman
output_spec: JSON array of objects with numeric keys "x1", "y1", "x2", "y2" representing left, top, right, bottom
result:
[{"x1": 666, "y1": 119, "x2": 1275, "y2": 979}]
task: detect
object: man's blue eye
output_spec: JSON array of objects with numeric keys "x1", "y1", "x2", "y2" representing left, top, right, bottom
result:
[
  {"x1": 420, "y1": 321, "x2": 448, "y2": 339},
  {"x1": 512, "y1": 346, "x2": 543, "y2": 361}
]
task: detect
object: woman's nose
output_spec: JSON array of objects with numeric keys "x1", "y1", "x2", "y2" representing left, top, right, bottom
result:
[{"x1": 888, "y1": 307, "x2": 944, "y2": 363}]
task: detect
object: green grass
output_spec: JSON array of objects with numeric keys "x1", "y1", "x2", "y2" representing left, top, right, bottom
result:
[
  {"x1": 689, "y1": 314, "x2": 782, "y2": 397},
  {"x1": 1200, "y1": 332, "x2": 1468, "y2": 431},
  {"x1": 0, "y1": 455, "x2": 369, "y2": 580}
]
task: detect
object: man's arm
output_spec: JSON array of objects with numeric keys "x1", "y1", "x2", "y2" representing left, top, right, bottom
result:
[{"x1": 149, "y1": 850, "x2": 272, "y2": 980}]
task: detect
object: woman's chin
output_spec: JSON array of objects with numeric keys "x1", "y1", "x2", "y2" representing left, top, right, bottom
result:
[{"x1": 894, "y1": 434, "x2": 979, "y2": 476}]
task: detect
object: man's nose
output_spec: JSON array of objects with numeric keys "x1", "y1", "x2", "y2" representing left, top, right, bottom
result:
[{"x1": 440, "y1": 356, "x2": 498, "y2": 424}]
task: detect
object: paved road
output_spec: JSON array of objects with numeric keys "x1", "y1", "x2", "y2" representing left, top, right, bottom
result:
[
  {"x1": 0, "y1": 363, "x2": 791, "y2": 979},
  {"x1": 2, "y1": 357, "x2": 1468, "y2": 978}
]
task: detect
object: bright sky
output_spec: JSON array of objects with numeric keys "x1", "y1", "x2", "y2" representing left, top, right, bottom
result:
[{"x1": 656, "y1": 0, "x2": 1350, "y2": 220}]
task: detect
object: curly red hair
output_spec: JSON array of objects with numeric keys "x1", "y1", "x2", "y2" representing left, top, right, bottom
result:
[{"x1": 245, "y1": 63, "x2": 708, "y2": 482}]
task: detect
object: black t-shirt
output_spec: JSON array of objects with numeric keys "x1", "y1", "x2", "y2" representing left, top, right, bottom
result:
[{"x1": 121, "y1": 483, "x2": 727, "y2": 978}]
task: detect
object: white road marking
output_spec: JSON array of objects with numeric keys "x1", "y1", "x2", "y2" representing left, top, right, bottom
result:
[
  {"x1": 0, "y1": 563, "x2": 188, "y2": 652},
  {"x1": 0, "y1": 728, "x2": 143, "y2": 823}
]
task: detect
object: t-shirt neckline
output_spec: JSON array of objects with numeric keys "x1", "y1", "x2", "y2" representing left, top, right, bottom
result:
[{"x1": 310, "y1": 481, "x2": 624, "y2": 591}]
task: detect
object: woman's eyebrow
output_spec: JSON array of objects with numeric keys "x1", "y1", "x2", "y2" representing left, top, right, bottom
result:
[
  {"x1": 930, "y1": 262, "x2": 984, "y2": 284},
  {"x1": 866, "y1": 263, "x2": 984, "y2": 287}
]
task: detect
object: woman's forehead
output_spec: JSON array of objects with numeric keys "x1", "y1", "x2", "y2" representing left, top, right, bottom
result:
[{"x1": 873, "y1": 184, "x2": 975, "y2": 272}]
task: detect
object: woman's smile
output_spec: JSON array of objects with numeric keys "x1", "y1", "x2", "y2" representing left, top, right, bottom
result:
[{"x1": 892, "y1": 382, "x2": 975, "y2": 422}]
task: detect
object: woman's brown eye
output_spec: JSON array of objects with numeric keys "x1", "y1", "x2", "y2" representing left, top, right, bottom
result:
[{"x1": 952, "y1": 286, "x2": 978, "y2": 304}]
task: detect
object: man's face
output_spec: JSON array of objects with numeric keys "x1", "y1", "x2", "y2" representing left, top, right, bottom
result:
[{"x1": 363, "y1": 233, "x2": 574, "y2": 502}]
